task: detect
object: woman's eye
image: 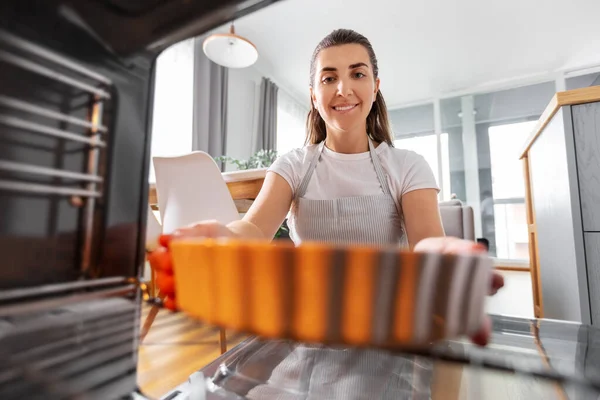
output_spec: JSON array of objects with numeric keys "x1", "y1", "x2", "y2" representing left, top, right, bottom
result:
[
  {"x1": 322, "y1": 76, "x2": 335, "y2": 83},
  {"x1": 354, "y1": 72, "x2": 366, "y2": 78}
]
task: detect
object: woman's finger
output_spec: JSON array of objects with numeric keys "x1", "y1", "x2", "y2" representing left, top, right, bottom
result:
[
  {"x1": 155, "y1": 273, "x2": 175, "y2": 297},
  {"x1": 470, "y1": 315, "x2": 492, "y2": 347},
  {"x1": 489, "y1": 272, "x2": 505, "y2": 295},
  {"x1": 148, "y1": 247, "x2": 173, "y2": 273},
  {"x1": 159, "y1": 234, "x2": 172, "y2": 249},
  {"x1": 163, "y1": 297, "x2": 177, "y2": 311}
]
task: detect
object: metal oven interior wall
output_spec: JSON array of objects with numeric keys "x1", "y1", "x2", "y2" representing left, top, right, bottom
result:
[
  {"x1": 0, "y1": 3, "x2": 156, "y2": 397},
  {"x1": 0, "y1": 0, "x2": 156, "y2": 289}
]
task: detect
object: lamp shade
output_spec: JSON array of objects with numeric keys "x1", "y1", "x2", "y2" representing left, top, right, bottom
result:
[{"x1": 202, "y1": 24, "x2": 258, "y2": 69}]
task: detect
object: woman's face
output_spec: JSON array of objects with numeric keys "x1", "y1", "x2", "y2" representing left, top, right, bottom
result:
[{"x1": 311, "y1": 44, "x2": 380, "y2": 135}]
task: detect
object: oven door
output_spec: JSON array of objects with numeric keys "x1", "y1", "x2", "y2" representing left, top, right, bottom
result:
[{"x1": 0, "y1": 0, "x2": 282, "y2": 398}]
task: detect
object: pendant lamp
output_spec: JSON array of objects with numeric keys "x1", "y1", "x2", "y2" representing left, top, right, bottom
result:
[{"x1": 202, "y1": 23, "x2": 258, "y2": 69}]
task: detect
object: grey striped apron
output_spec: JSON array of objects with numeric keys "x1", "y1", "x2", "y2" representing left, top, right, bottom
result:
[
  {"x1": 287, "y1": 138, "x2": 404, "y2": 246},
  {"x1": 245, "y1": 139, "x2": 433, "y2": 399}
]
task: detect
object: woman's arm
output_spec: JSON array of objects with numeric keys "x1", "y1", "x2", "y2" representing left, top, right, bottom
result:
[
  {"x1": 401, "y1": 188, "x2": 445, "y2": 249},
  {"x1": 230, "y1": 171, "x2": 294, "y2": 240}
]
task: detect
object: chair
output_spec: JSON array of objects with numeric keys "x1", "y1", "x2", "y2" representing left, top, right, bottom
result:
[
  {"x1": 145, "y1": 205, "x2": 163, "y2": 294},
  {"x1": 146, "y1": 205, "x2": 163, "y2": 249},
  {"x1": 152, "y1": 151, "x2": 240, "y2": 354},
  {"x1": 153, "y1": 151, "x2": 239, "y2": 235},
  {"x1": 139, "y1": 206, "x2": 163, "y2": 342},
  {"x1": 439, "y1": 200, "x2": 475, "y2": 240}
]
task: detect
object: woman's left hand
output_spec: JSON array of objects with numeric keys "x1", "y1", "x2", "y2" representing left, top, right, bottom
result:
[{"x1": 414, "y1": 236, "x2": 505, "y2": 347}]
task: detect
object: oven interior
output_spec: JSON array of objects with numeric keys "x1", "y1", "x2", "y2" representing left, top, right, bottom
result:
[{"x1": 0, "y1": 1, "x2": 277, "y2": 398}]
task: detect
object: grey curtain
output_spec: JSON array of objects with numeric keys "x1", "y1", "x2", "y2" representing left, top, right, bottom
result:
[
  {"x1": 253, "y1": 77, "x2": 278, "y2": 153},
  {"x1": 192, "y1": 37, "x2": 229, "y2": 170}
]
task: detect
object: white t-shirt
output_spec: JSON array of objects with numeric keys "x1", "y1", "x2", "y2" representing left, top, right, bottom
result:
[{"x1": 268, "y1": 141, "x2": 439, "y2": 211}]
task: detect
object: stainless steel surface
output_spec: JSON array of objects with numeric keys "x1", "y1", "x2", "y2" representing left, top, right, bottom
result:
[
  {"x1": 0, "y1": 298, "x2": 137, "y2": 400},
  {"x1": 0, "y1": 28, "x2": 112, "y2": 281},
  {"x1": 0, "y1": 50, "x2": 111, "y2": 99},
  {"x1": 0, "y1": 160, "x2": 103, "y2": 182},
  {"x1": 0, "y1": 29, "x2": 113, "y2": 85},
  {"x1": 193, "y1": 315, "x2": 600, "y2": 399},
  {"x1": 0, "y1": 180, "x2": 101, "y2": 197},
  {"x1": 0, "y1": 114, "x2": 106, "y2": 146},
  {"x1": 0, "y1": 285, "x2": 136, "y2": 317},
  {"x1": 0, "y1": 94, "x2": 107, "y2": 133},
  {"x1": 81, "y1": 99, "x2": 104, "y2": 276},
  {"x1": 0, "y1": 277, "x2": 129, "y2": 302}
]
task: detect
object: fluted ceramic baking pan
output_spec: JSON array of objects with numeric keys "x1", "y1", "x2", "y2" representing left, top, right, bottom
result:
[{"x1": 170, "y1": 239, "x2": 492, "y2": 348}]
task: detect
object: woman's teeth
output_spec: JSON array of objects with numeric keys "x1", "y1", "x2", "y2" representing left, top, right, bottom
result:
[{"x1": 333, "y1": 104, "x2": 357, "y2": 111}]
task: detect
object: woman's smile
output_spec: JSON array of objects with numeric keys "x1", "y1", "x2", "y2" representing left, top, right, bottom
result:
[{"x1": 331, "y1": 102, "x2": 359, "y2": 113}]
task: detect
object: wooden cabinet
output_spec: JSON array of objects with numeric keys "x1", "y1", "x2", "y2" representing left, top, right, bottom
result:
[
  {"x1": 521, "y1": 87, "x2": 600, "y2": 324},
  {"x1": 572, "y1": 104, "x2": 600, "y2": 232},
  {"x1": 584, "y1": 232, "x2": 600, "y2": 324}
]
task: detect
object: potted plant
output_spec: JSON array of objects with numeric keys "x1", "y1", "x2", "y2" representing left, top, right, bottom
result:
[
  {"x1": 213, "y1": 149, "x2": 290, "y2": 241},
  {"x1": 214, "y1": 149, "x2": 278, "y2": 171}
]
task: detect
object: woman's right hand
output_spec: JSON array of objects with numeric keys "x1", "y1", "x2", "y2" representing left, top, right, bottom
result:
[
  {"x1": 148, "y1": 220, "x2": 237, "y2": 310},
  {"x1": 170, "y1": 219, "x2": 239, "y2": 241}
]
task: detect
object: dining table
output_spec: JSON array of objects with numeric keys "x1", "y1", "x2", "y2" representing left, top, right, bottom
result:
[{"x1": 148, "y1": 168, "x2": 267, "y2": 214}]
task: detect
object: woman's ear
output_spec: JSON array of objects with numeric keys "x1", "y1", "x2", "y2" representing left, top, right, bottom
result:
[
  {"x1": 310, "y1": 87, "x2": 318, "y2": 109},
  {"x1": 374, "y1": 78, "x2": 380, "y2": 102}
]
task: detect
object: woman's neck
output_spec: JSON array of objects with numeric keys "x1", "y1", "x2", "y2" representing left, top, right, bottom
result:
[{"x1": 324, "y1": 128, "x2": 371, "y2": 154}]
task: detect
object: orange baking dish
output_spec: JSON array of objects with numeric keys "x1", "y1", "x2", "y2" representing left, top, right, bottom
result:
[{"x1": 169, "y1": 238, "x2": 492, "y2": 349}]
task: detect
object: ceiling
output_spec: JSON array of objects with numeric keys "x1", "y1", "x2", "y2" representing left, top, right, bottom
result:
[{"x1": 210, "y1": 0, "x2": 600, "y2": 109}]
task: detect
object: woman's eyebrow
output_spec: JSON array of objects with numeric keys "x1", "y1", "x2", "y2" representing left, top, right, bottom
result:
[
  {"x1": 320, "y1": 62, "x2": 368, "y2": 73},
  {"x1": 349, "y1": 62, "x2": 368, "y2": 69}
]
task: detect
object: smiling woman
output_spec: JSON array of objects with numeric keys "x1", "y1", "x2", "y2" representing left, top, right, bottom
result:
[{"x1": 150, "y1": 28, "x2": 503, "y2": 398}]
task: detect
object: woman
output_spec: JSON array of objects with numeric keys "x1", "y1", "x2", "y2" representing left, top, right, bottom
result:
[{"x1": 151, "y1": 28, "x2": 503, "y2": 398}]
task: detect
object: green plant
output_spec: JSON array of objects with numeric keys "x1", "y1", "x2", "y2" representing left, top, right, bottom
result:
[
  {"x1": 214, "y1": 149, "x2": 278, "y2": 171},
  {"x1": 274, "y1": 220, "x2": 290, "y2": 240},
  {"x1": 214, "y1": 149, "x2": 290, "y2": 240}
]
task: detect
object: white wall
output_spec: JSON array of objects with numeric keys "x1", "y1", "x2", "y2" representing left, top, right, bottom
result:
[{"x1": 225, "y1": 66, "x2": 263, "y2": 171}]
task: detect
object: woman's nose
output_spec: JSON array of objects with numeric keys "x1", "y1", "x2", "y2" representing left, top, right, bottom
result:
[{"x1": 336, "y1": 78, "x2": 354, "y2": 97}]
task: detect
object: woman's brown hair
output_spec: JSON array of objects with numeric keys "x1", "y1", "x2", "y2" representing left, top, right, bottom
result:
[{"x1": 306, "y1": 29, "x2": 394, "y2": 147}]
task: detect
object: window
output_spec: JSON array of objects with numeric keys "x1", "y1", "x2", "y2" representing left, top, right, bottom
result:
[
  {"x1": 276, "y1": 90, "x2": 308, "y2": 156},
  {"x1": 439, "y1": 83, "x2": 554, "y2": 260},
  {"x1": 488, "y1": 121, "x2": 537, "y2": 199},
  {"x1": 276, "y1": 107, "x2": 305, "y2": 155},
  {"x1": 148, "y1": 38, "x2": 195, "y2": 182},
  {"x1": 487, "y1": 120, "x2": 538, "y2": 260},
  {"x1": 394, "y1": 133, "x2": 451, "y2": 197}
]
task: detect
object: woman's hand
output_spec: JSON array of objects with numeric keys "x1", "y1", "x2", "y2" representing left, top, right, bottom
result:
[
  {"x1": 147, "y1": 220, "x2": 237, "y2": 310},
  {"x1": 414, "y1": 236, "x2": 505, "y2": 346}
]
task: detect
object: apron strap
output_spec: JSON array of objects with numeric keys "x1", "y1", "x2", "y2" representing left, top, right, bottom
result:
[
  {"x1": 367, "y1": 138, "x2": 392, "y2": 196},
  {"x1": 296, "y1": 141, "x2": 326, "y2": 198},
  {"x1": 296, "y1": 138, "x2": 395, "y2": 199},
  {"x1": 369, "y1": 139, "x2": 404, "y2": 219}
]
